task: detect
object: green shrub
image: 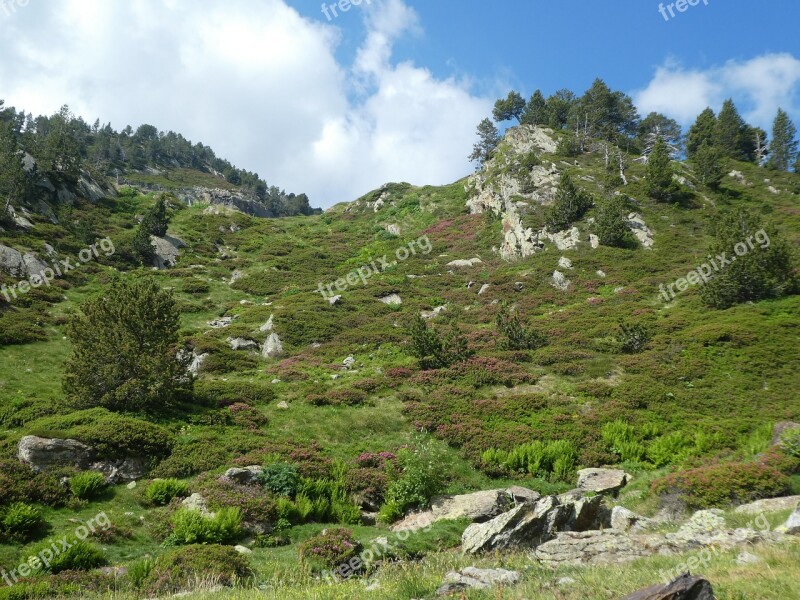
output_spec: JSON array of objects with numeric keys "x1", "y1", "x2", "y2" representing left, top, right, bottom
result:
[
  {"x1": 69, "y1": 472, "x2": 106, "y2": 500},
  {"x1": 63, "y1": 276, "x2": 192, "y2": 412},
  {"x1": 496, "y1": 304, "x2": 548, "y2": 351},
  {"x1": 595, "y1": 195, "x2": 636, "y2": 248},
  {"x1": 700, "y1": 208, "x2": 797, "y2": 309},
  {"x1": 194, "y1": 380, "x2": 276, "y2": 407},
  {"x1": 781, "y1": 428, "x2": 800, "y2": 459},
  {"x1": 0, "y1": 461, "x2": 69, "y2": 508},
  {"x1": 602, "y1": 420, "x2": 647, "y2": 463},
  {"x1": 482, "y1": 439, "x2": 578, "y2": 482},
  {"x1": 28, "y1": 409, "x2": 175, "y2": 463},
  {"x1": 169, "y1": 507, "x2": 243, "y2": 545},
  {"x1": 258, "y1": 462, "x2": 300, "y2": 497},
  {"x1": 652, "y1": 461, "x2": 790, "y2": 509},
  {"x1": 647, "y1": 431, "x2": 696, "y2": 468},
  {"x1": 406, "y1": 315, "x2": 473, "y2": 371},
  {"x1": 127, "y1": 557, "x2": 156, "y2": 589},
  {"x1": 150, "y1": 439, "x2": 229, "y2": 478},
  {"x1": 544, "y1": 172, "x2": 593, "y2": 231},
  {"x1": 26, "y1": 539, "x2": 107, "y2": 574},
  {"x1": 143, "y1": 544, "x2": 252, "y2": 595},
  {"x1": 181, "y1": 278, "x2": 211, "y2": 295},
  {"x1": 298, "y1": 528, "x2": 362, "y2": 575},
  {"x1": 617, "y1": 320, "x2": 651, "y2": 354},
  {"x1": 145, "y1": 479, "x2": 190, "y2": 506},
  {"x1": 0, "y1": 503, "x2": 45, "y2": 542},
  {"x1": 380, "y1": 439, "x2": 447, "y2": 523}
]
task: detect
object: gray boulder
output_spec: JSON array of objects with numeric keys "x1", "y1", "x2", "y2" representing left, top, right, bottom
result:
[
  {"x1": 151, "y1": 234, "x2": 185, "y2": 269},
  {"x1": 611, "y1": 506, "x2": 654, "y2": 532},
  {"x1": 0, "y1": 244, "x2": 48, "y2": 279},
  {"x1": 221, "y1": 466, "x2": 263, "y2": 486},
  {"x1": 618, "y1": 573, "x2": 714, "y2": 600},
  {"x1": 262, "y1": 333, "x2": 284, "y2": 358},
  {"x1": 576, "y1": 468, "x2": 630, "y2": 495},
  {"x1": 783, "y1": 506, "x2": 800, "y2": 535},
  {"x1": 772, "y1": 421, "x2": 800, "y2": 446},
  {"x1": 228, "y1": 337, "x2": 259, "y2": 351},
  {"x1": 18, "y1": 435, "x2": 147, "y2": 484},
  {"x1": 436, "y1": 567, "x2": 520, "y2": 596},
  {"x1": 461, "y1": 494, "x2": 606, "y2": 554},
  {"x1": 734, "y1": 495, "x2": 800, "y2": 515},
  {"x1": 392, "y1": 489, "x2": 514, "y2": 533}
]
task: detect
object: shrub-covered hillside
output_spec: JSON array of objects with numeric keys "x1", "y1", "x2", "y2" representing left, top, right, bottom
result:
[{"x1": 0, "y1": 84, "x2": 799, "y2": 599}]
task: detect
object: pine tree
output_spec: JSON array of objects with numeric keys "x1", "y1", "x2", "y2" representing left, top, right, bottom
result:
[
  {"x1": 544, "y1": 89, "x2": 576, "y2": 130},
  {"x1": 492, "y1": 91, "x2": 526, "y2": 124},
  {"x1": 63, "y1": 276, "x2": 192, "y2": 412},
  {"x1": 686, "y1": 108, "x2": 717, "y2": 157},
  {"x1": 646, "y1": 137, "x2": 678, "y2": 202},
  {"x1": 637, "y1": 112, "x2": 682, "y2": 160},
  {"x1": 469, "y1": 118, "x2": 501, "y2": 168},
  {"x1": 496, "y1": 304, "x2": 547, "y2": 350},
  {"x1": 0, "y1": 122, "x2": 30, "y2": 217},
  {"x1": 700, "y1": 209, "x2": 797, "y2": 309},
  {"x1": 521, "y1": 90, "x2": 547, "y2": 126},
  {"x1": 715, "y1": 99, "x2": 753, "y2": 161},
  {"x1": 693, "y1": 141, "x2": 725, "y2": 189},
  {"x1": 141, "y1": 196, "x2": 169, "y2": 237},
  {"x1": 767, "y1": 108, "x2": 799, "y2": 171},
  {"x1": 595, "y1": 195, "x2": 634, "y2": 248},
  {"x1": 545, "y1": 172, "x2": 593, "y2": 231}
]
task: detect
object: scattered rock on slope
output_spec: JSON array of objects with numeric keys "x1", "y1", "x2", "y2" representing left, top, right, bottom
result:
[
  {"x1": 576, "y1": 468, "x2": 631, "y2": 495},
  {"x1": 436, "y1": 567, "x2": 520, "y2": 596},
  {"x1": 619, "y1": 573, "x2": 715, "y2": 600}
]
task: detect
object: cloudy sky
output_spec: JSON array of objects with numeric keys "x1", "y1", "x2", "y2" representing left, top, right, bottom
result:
[{"x1": 1, "y1": 0, "x2": 798, "y2": 208}]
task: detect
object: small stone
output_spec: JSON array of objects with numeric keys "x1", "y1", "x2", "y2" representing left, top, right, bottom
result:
[
  {"x1": 558, "y1": 256, "x2": 573, "y2": 270},
  {"x1": 736, "y1": 551, "x2": 761, "y2": 565},
  {"x1": 277, "y1": 401, "x2": 289, "y2": 410},
  {"x1": 478, "y1": 284, "x2": 490, "y2": 295},
  {"x1": 127, "y1": 481, "x2": 137, "y2": 489},
  {"x1": 234, "y1": 545, "x2": 253, "y2": 555},
  {"x1": 557, "y1": 577, "x2": 576, "y2": 586},
  {"x1": 329, "y1": 295, "x2": 342, "y2": 305}
]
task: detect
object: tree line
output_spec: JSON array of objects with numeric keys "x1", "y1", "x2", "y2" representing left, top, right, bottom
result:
[
  {"x1": 0, "y1": 100, "x2": 316, "y2": 219},
  {"x1": 471, "y1": 79, "x2": 800, "y2": 175}
]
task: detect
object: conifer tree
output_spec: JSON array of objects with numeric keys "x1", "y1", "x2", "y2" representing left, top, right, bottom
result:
[
  {"x1": 469, "y1": 118, "x2": 501, "y2": 168},
  {"x1": 767, "y1": 108, "x2": 799, "y2": 171},
  {"x1": 693, "y1": 141, "x2": 725, "y2": 189},
  {"x1": 646, "y1": 137, "x2": 678, "y2": 202},
  {"x1": 521, "y1": 90, "x2": 547, "y2": 126},
  {"x1": 687, "y1": 108, "x2": 717, "y2": 157}
]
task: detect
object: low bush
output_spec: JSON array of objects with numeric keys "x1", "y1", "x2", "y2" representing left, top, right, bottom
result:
[
  {"x1": 195, "y1": 476, "x2": 277, "y2": 525},
  {"x1": 69, "y1": 472, "x2": 106, "y2": 500},
  {"x1": 379, "y1": 439, "x2": 448, "y2": 524},
  {"x1": 228, "y1": 403, "x2": 269, "y2": 430},
  {"x1": 169, "y1": 507, "x2": 243, "y2": 545},
  {"x1": 150, "y1": 439, "x2": 229, "y2": 479},
  {"x1": 181, "y1": 279, "x2": 211, "y2": 295},
  {"x1": 26, "y1": 539, "x2": 107, "y2": 574},
  {"x1": 258, "y1": 462, "x2": 300, "y2": 497},
  {"x1": 145, "y1": 478, "x2": 190, "y2": 506},
  {"x1": 652, "y1": 460, "x2": 791, "y2": 509},
  {"x1": 298, "y1": 528, "x2": 362, "y2": 575},
  {"x1": 0, "y1": 503, "x2": 45, "y2": 542},
  {"x1": 194, "y1": 380, "x2": 276, "y2": 407},
  {"x1": 0, "y1": 461, "x2": 69, "y2": 508},
  {"x1": 308, "y1": 388, "x2": 367, "y2": 407},
  {"x1": 481, "y1": 439, "x2": 579, "y2": 482},
  {"x1": 143, "y1": 544, "x2": 252, "y2": 595}
]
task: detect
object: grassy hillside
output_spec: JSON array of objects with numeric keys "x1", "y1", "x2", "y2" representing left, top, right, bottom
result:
[{"x1": 0, "y1": 126, "x2": 798, "y2": 598}]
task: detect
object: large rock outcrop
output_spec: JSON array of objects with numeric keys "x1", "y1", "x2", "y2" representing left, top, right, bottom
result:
[
  {"x1": 461, "y1": 493, "x2": 608, "y2": 554},
  {"x1": 18, "y1": 435, "x2": 147, "y2": 484}
]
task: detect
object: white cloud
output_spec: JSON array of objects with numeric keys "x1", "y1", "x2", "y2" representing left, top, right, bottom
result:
[
  {"x1": 0, "y1": 0, "x2": 491, "y2": 208},
  {"x1": 635, "y1": 53, "x2": 800, "y2": 129}
]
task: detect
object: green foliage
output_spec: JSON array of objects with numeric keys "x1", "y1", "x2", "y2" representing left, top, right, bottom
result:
[
  {"x1": 556, "y1": 134, "x2": 581, "y2": 157},
  {"x1": 142, "y1": 544, "x2": 252, "y2": 595},
  {"x1": 781, "y1": 429, "x2": 800, "y2": 459},
  {"x1": 127, "y1": 556, "x2": 156, "y2": 589},
  {"x1": 521, "y1": 90, "x2": 547, "y2": 126},
  {"x1": 193, "y1": 379, "x2": 276, "y2": 407},
  {"x1": 492, "y1": 91, "x2": 526, "y2": 124},
  {"x1": 145, "y1": 478, "x2": 190, "y2": 506},
  {"x1": 482, "y1": 439, "x2": 578, "y2": 482},
  {"x1": 496, "y1": 304, "x2": 548, "y2": 351},
  {"x1": 406, "y1": 315, "x2": 472, "y2": 370},
  {"x1": 700, "y1": 208, "x2": 797, "y2": 308},
  {"x1": 686, "y1": 108, "x2": 717, "y2": 157},
  {"x1": 63, "y1": 276, "x2": 191, "y2": 413},
  {"x1": 595, "y1": 195, "x2": 635, "y2": 248},
  {"x1": 68, "y1": 471, "x2": 106, "y2": 500},
  {"x1": 0, "y1": 503, "x2": 45, "y2": 542},
  {"x1": 693, "y1": 140, "x2": 725, "y2": 188},
  {"x1": 169, "y1": 507, "x2": 243, "y2": 545},
  {"x1": 258, "y1": 462, "x2": 300, "y2": 497},
  {"x1": 646, "y1": 137, "x2": 679, "y2": 202},
  {"x1": 28, "y1": 408, "x2": 175, "y2": 462},
  {"x1": 380, "y1": 438, "x2": 448, "y2": 523},
  {"x1": 652, "y1": 460, "x2": 790, "y2": 509},
  {"x1": 544, "y1": 171, "x2": 593, "y2": 231},
  {"x1": 27, "y1": 539, "x2": 107, "y2": 574},
  {"x1": 0, "y1": 461, "x2": 69, "y2": 508},
  {"x1": 469, "y1": 118, "x2": 501, "y2": 167},
  {"x1": 715, "y1": 99, "x2": 756, "y2": 161},
  {"x1": 602, "y1": 420, "x2": 647, "y2": 463},
  {"x1": 617, "y1": 320, "x2": 651, "y2": 354},
  {"x1": 298, "y1": 528, "x2": 362, "y2": 575},
  {"x1": 150, "y1": 439, "x2": 228, "y2": 478},
  {"x1": 767, "y1": 108, "x2": 799, "y2": 171}
]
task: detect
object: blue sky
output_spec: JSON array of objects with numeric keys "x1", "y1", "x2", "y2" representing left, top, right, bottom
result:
[{"x1": 1, "y1": 0, "x2": 798, "y2": 206}]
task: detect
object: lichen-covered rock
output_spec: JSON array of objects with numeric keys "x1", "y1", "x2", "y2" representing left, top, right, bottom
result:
[
  {"x1": 436, "y1": 567, "x2": 520, "y2": 596},
  {"x1": 576, "y1": 468, "x2": 630, "y2": 495},
  {"x1": 618, "y1": 573, "x2": 715, "y2": 600}
]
